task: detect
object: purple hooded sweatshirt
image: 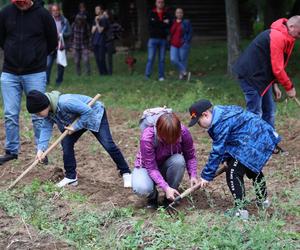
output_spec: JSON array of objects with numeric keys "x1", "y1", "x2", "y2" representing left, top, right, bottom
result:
[{"x1": 134, "y1": 124, "x2": 197, "y2": 191}]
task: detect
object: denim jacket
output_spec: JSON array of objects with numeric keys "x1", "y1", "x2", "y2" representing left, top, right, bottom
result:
[
  {"x1": 182, "y1": 19, "x2": 192, "y2": 44},
  {"x1": 38, "y1": 94, "x2": 104, "y2": 151},
  {"x1": 201, "y1": 105, "x2": 281, "y2": 181}
]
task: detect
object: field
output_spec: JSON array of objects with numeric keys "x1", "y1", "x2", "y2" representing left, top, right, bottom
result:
[{"x1": 0, "y1": 41, "x2": 299, "y2": 249}]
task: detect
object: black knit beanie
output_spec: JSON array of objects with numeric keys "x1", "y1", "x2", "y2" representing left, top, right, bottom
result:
[{"x1": 26, "y1": 90, "x2": 50, "y2": 114}]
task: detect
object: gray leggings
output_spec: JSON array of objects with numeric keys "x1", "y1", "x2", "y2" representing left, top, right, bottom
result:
[{"x1": 132, "y1": 153, "x2": 186, "y2": 198}]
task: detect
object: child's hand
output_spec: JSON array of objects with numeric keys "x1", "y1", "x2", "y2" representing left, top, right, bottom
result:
[
  {"x1": 200, "y1": 178, "x2": 209, "y2": 188},
  {"x1": 36, "y1": 150, "x2": 45, "y2": 162},
  {"x1": 190, "y1": 177, "x2": 199, "y2": 187},
  {"x1": 64, "y1": 126, "x2": 75, "y2": 135},
  {"x1": 165, "y1": 186, "x2": 180, "y2": 201}
]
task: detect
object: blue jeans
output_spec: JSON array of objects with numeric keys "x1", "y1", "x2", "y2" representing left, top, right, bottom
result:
[
  {"x1": 93, "y1": 44, "x2": 108, "y2": 75},
  {"x1": 170, "y1": 44, "x2": 190, "y2": 74},
  {"x1": 132, "y1": 154, "x2": 186, "y2": 198},
  {"x1": 0, "y1": 72, "x2": 47, "y2": 154},
  {"x1": 145, "y1": 38, "x2": 167, "y2": 79},
  {"x1": 46, "y1": 51, "x2": 65, "y2": 85},
  {"x1": 239, "y1": 79, "x2": 275, "y2": 127},
  {"x1": 61, "y1": 110, "x2": 130, "y2": 179}
]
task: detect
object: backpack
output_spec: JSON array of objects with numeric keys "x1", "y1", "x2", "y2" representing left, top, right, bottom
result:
[{"x1": 139, "y1": 107, "x2": 172, "y2": 147}]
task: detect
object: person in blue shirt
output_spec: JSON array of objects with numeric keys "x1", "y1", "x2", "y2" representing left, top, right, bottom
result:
[
  {"x1": 188, "y1": 99, "x2": 281, "y2": 220},
  {"x1": 26, "y1": 90, "x2": 132, "y2": 188}
]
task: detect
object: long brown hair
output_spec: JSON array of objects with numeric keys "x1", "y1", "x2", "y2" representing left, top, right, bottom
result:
[{"x1": 156, "y1": 113, "x2": 181, "y2": 145}]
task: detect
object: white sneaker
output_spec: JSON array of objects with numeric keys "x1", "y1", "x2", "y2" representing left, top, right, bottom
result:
[
  {"x1": 158, "y1": 77, "x2": 165, "y2": 82},
  {"x1": 187, "y1": 72, "x2": 191, "y2": 82},
  {"x1": 262, "y1": 199, "x2": 271, "y2": 209},
  {"x1": 56, "y1": 177, "x2": 78, "y2": 188},
  {"x1": 235, "y1": 209, "x2": 249, "y2": 220},
  {"x1": 123, "y1": 173, "x2": 132, "y2": 188}
]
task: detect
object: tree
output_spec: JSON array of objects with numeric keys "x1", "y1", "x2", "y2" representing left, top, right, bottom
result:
[
  {"x1": 290, "y1": 0, "x2": 300, "y2": 16},
  {"x1": 136, "y1": 0, "x2": 148, "y2": 50},
  {"x1": 264, "y1": 0, "x2": 285, "y2": 28},
  {"x1": 225, "y1": 0, "x2": 240, "y2": 75}
]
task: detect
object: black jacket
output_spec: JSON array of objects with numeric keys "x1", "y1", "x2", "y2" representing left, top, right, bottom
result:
[
  {"x1": 0, "y1": 2, "x2": 57, "y2": 75},
  {"x1": 148, "y1": 8, "x2": 172, "y2": 39}
]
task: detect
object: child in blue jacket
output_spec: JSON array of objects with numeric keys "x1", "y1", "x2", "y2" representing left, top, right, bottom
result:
[
  {"x1": 188, "y1": 99, "x2": 281, "y2": 219},
  {"x1": 26, "y1": 90, "x2": 131, "y2": 188}
]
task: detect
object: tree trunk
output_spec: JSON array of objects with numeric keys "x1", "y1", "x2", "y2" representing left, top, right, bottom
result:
[
  {"x1": 264, "y1": 0, "x2": 285, "y2": 29},
  {"x1": 136, "y1": 0, "x2": 148, "y2": 50},
  {"x1": 225, "y1": 0, "x2": 240, "y2": 76}
]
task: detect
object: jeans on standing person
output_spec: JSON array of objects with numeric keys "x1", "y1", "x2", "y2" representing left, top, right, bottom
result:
[
  {"x1": 145, "y1": 38, "x2": 167, "y2": 79},
  {"x1": 170, "y1": 43, "x2": 190, "y2": 74},
  {"x1": 73, "y1": 48, "x2": 91, "y2": 76},
  {"x1": 46, "y1": 51, "x2": 65, "y2": 85},
  {"x1": 61, "y1": 110, "x2": 130, "y2": 179},
  {"x1": 132, "y1": 154, "x2": 186, "y2": 199},
  {"x1": 0, "y1": 72, "x2": 47, "y2": 155},
  {"x1": 239, "y1": 78, "x2": 276, "y2": 127},
  {"x1": 93, "y1": 44, "x2": 108, "y2": 75}
]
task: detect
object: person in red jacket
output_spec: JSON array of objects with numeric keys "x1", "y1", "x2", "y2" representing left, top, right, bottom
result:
[{"x1": 233, "y1": 16, "x2": 300, "y2": 127}]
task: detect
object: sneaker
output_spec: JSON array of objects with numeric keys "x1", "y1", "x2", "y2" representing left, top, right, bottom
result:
[
  {"x1": 187, "y1": 72, "x2": 191, "y2": 82},
  {"x1": 225, "y1": 208, "x2": 249, "y2": 220},
  {"x1": 56, "y1": 177, "x2": 78, "y2": 188},
  {"x1": 0, "y1": 152, "x2": 18, "y2": 165},
  {"x1": 235, "y1": 209, "x2": 249, "y2": 220},
  {"x1": 123, "y1": 173, "x2": 132, "y2": 188},
  {"x1": 146, "y1": 190, "x2": 158, "y2": 209},
  {"x1": 146, "y1": 198, "x2": 158, "y2": 209},
  {"x1": 158, "y1": 77, "x2": 165, "y2": 82},
  {"x1": 257, "y1": 199, "x2": 271, "y2": 209}
]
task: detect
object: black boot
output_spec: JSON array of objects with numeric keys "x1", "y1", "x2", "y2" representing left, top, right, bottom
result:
[
  {"x1": 0, "y1": 151, "x2": 18, "y2": 165},
  {"x1": 146, "y1": 189, "x2": 158, "y2": 209}
]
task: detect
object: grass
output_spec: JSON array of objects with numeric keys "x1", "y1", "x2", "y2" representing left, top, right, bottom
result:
[{"x1": 0, "y1": 41, "x2": 300, "y2": 249}]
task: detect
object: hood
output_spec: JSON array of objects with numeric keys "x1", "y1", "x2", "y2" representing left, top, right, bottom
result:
[
  {"x1": 45, "y1": 91, "x2": 61, "y2": 113},
  {"x1": 270, "y1": 18, "x2": 295, "y2": 41}
]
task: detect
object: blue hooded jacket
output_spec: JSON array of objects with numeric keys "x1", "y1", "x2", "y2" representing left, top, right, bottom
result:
[{"x1": 201, "y1": 105, "x2": 281, "y2": 181}]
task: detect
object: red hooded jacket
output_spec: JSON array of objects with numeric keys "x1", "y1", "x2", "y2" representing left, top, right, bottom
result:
[{"x1": 233, "y1": 18, "x2": 295, "y2": 95}]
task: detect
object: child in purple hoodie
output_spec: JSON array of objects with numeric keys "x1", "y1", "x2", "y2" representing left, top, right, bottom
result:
[{"x1": 132, "y1": 112, "x2": 198, "y2": 208}]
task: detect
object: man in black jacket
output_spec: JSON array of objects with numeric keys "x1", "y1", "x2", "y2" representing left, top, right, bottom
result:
[
  {"x1": 145, "y1": 0, "x2": 171, "y2": 81},
  {"x1": 0, "y1": 0, "x2": 57, "y2": 165}
]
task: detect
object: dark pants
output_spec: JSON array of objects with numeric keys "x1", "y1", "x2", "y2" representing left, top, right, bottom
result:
[
  {"x1": 61, "y1": 110, "x2": 130, "y2": 179},
  {"x1": 226, "y1": 157, "x2": 267, "y2": 208},
  {"x1": 73, "y1": 48, "x2": 91, "y2": 76},
  {"x1": 46, "y1": 51, "x2": 65, "y2": 85},
  {"x1": 93, "y1": 44, "x2": 107, "y2": 75},
  {"x1": 106, "y1": 42, "x2": 115, "y2": 75},
  {"x1": 239, "y1": 78, "x2": 275, "y2": 127}
]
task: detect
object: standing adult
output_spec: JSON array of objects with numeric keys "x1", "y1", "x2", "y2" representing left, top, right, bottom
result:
[
  {"x1": 145, "y1": 0, "x2": 171, "y2": 81},
  {"x1": 170, "y1": 8, "x2": 192, "y2": 80},
  {"x1": 233, "y1": 16, "x2": 299, "y2": 127},
  {"x1": 0, "y1": 0, "x2": 57, "y2": 164},
  {"x1": 46, "y1": 4, "x2": 71, "y2": 86},
  {"x1": 103, "y1": 10, "x2": 118, "y2": 75},
  {"x1": 91, "y1": 5, "x2": 109, "y2": 75},
  {"x1": 71, "y1": 14, "x2": 91, "y2": 76}
]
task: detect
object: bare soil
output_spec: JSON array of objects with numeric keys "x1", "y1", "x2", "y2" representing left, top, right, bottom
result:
[{"x1": 0, "y1": 108, "x2": 299, "y2": 248}]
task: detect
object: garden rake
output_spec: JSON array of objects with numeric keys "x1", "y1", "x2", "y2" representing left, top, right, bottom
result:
[
  {"x1": 7, "y1": 93, "x2": 101, "y2": 190},
  {"x1": 166, "y1": 164, "x2": 228, "y2": 217}
]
